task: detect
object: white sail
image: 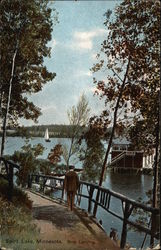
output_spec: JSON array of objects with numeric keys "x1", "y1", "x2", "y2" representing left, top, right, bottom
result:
[{"x1": 44, "y1": 128, "x2": 49, "y2": 140}]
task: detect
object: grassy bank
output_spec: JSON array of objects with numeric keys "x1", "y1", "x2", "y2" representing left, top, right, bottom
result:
[{"x1": 0, "y1": 179, "x2": 40, "y2": 250}]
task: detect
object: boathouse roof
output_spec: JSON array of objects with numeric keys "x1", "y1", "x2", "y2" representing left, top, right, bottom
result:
[{"x1": 113, "y1": 137, "x2": 131, "y2": 145}]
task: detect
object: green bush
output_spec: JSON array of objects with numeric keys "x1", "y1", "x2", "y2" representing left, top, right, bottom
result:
[
  {"x1": 0, "y1": 178, "x2": 32, "y2": 209},
  {"x1": 0, "y1": 179, "x2": 39, "y2": 249},
  {"x1": 10, "y1": 143, "x2": 45, "y2": 187},
  {"x1": 0, "y1": 197, "x2": 39, "y2": 250}
]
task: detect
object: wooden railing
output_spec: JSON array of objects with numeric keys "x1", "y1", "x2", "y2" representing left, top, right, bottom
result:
[
  {"x1": 28, "y1": 173, "x2": 159, "y2": 249},
  {"x1": 0, "y1": 157, "x2": 19, "y2": 201}
]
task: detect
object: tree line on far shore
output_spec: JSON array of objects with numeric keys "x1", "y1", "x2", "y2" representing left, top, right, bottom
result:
[{"x1": 2, "y1": 124, "x2": 113, "y2": 139}]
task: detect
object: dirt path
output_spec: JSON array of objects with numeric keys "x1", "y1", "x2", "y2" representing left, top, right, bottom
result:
[{"x1": 26, "y1": 190, "x2": 120, "y2": 250}]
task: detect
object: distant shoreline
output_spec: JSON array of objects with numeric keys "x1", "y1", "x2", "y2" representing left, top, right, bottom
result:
[
  {"x1": 0, "y1": 124, "x2": 112, "y2": 139},
  {"x1": 0, "y1": 133, "x2": 74, "y2": 139}
]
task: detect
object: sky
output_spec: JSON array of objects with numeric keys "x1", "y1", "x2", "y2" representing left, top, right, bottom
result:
[{"x1": 21, "y1": 0, "x2": 120, "y2": 126}]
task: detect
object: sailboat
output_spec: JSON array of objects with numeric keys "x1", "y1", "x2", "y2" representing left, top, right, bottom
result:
[{"x1": 44, "y1": 128, "x2": 51, "y2": 142}]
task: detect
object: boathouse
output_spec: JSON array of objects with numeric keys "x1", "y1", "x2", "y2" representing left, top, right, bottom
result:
[{"x1": 110, "y1": 138, "x2": 155, "y2": 170}]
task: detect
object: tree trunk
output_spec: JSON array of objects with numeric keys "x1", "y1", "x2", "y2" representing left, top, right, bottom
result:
[
  {"x1": 152, "y1": 118, "x2": 159, "y2": 208},
  {"x1": 66, "y1": 137, "x2": 74, "y2": 168},
  {"x1": 1, "y1": 45, "x2": 18, "y2": 156},
  {"x1": 100, "y1": 57, "x2": 131, "y2": 185},
  {"x1": 0, "y1": 90, "x2": 3, "y2": 116},
  {"x1": 147, "y1": 116, "x2": 159, "y2": 248},
  {"x1": 159, "y1": 82, "x2": 161, "y2": 249},
  {"x1": 93, "y1": 57, "x2": 131, "y2": 217}
]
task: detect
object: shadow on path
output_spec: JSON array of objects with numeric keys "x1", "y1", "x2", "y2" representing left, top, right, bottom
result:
[
  {"x1": 26, "y1": 190, "x2": 120, "y2": 250},
  {"x1": 33, "y1": 205, "x2": 80, "y2": 228}
]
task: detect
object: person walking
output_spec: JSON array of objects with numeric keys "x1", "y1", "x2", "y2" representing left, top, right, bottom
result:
[{"x1": 64, "y1": 165, "x2": 79, "y2": 211}]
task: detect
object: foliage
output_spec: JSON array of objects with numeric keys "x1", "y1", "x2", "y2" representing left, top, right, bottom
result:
[
  {"x1": 47, "y1": 143, "x2": 67, "y2": 174},
  {"x1": 67, "y1": 93, "x2": 90, "y2": 127},
  {"x1": 61, "y1": 94, "x2": 90, "y2": 167},
  {"x1": 0, "y1": 178, "x2": 39, "y2": 248},
  {"x1": 48, "y1": 144, "x2": 63, "y2": 164},
  {"x1": 0, "y1": 197, "x2": 39, "y2": 250},
  {"x1": 0, "y1": 0, "x2": 57, "y2": 124},
  {"x1": 27, "y1": 158, "x2": 66, "y2": 175},
  {"x1": 36, "y1": 159, "x2": 54, "y2": 175},
  {"x1": 79, "y1": 125, "x2": 105, "y2": 183},
  {"x1": 10, "y1": 142, "x2": 45, "y2": 186},
  {"x1": 92, "y1": 0, "x2": 159, "y2": 150},
  {"x1": 89, "y1": 0, "x2": 160, "y2": 191},
  {"x1": 0, "y1": 178, "x2": 32, "y2": 209},
  {"x1": 0, "y1": 0, "x2": 57, "y2": 157},
  {"x1": 46, "y1": 95, "x2": 90, "y2": 171},
  {"x1": 5, "y1": 126, "x2": 31, "y2": 138}
]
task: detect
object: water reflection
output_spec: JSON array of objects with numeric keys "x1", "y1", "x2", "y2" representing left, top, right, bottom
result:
[{"x1": 104, "y1": 171, "x2": 144, "y2": 199}]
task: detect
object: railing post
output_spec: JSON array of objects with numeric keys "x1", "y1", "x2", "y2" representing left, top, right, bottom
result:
[
  {"x1": 150, "y1": 212, "x2": 157, "y2": 248},
  {"x1": 93, "y1": 188, "x2": 100, "y2": 217},
  {"x1": 8, "y1": 165, "x2": 13, "y2": 201},
  {"x1": 42, "y1": 177, "x2": 47, "y2": 193},
  {"x1": 62, "y1": 179, "x2": 65, "y2": 199},
  {"x1": 35, "y1": 175, "x2": 39, "y2": 183},
  {"x1": 88, "y1": 185, "x2": 94, "y2": 214},
  {"x1": 28, "y1": 174, "x2": 32, "y2": 188},
  {"x1": 120, "y1": 202, "x2": 133, "y2": 249}
]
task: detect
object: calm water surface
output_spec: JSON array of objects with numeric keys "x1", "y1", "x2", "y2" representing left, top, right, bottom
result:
[{"x1": 2, "y1": 137, "x2": 154, "y2": 249}]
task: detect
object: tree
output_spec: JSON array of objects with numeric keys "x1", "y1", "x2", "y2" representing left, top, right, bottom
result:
[
  {"x1": 93, "y1": 0, "x2": 159, "y2": 182},
  {"x1": 61, "y1": 93, "x2": 90, "y2": 168},
  {"x1": 91, "y1": 0, "x2": 160, "y2": 219},
  {"x1": 11, "y1": 143, "x2": 45, "y2": 187},
  {"x1": 0, "y1": 0, "x2": 57, "y2": 156},
  {"x1": 80, "y1": 125, "x2": 105, "y2": 183},
  {"x1": 48, "y1": 144, "x2": 63, "y2": 165}
]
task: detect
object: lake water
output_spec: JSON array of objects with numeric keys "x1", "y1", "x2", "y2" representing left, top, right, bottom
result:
[{"x1": 2, "y1": 137, "x2": 154, "y2": 249}]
